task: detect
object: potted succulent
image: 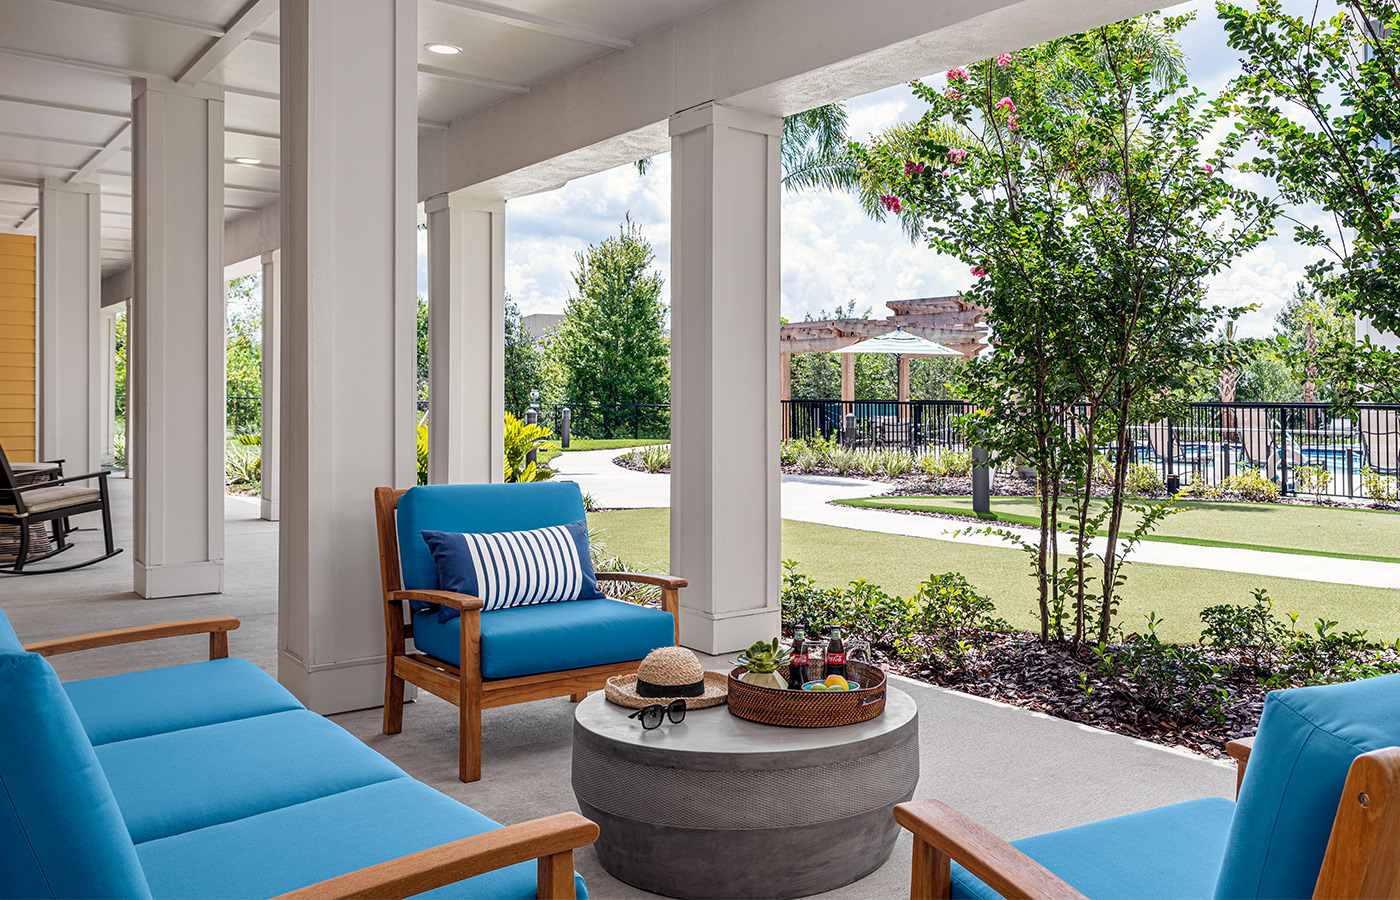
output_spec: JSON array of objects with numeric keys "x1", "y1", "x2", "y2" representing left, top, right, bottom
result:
[{"x1": 735, "y1": 638, "x2": 792, "y2": 690}]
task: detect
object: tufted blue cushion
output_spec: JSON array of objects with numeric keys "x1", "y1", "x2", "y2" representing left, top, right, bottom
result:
[
  {"x1": 396, "y1": 483, "x2": 590, "y2": 597},
  {"x1": 951, "y1": 798, "x2": 1235, "y2": 900},
  {"x1": 136, "y1": 779, "x2": 587, "y2": 900},
  {"x1": 65, "y1": 657, "x2": 303, "y2": 745},
  {"x1": 1214, "y1": 674, "x2": 1400, "y2": 900},
  {"x1": 412, "y1": 598, "x2": 675, "y2": 679},
  {"x1": 97, "y1": 709, "x2": 408, "y2": 844},
  {"x1": 0, "y1": 605, "x2": 153, "y2": 900}
]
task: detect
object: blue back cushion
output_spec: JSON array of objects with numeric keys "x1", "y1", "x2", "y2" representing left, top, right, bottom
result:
[
  {"x1": 422, "y1": 521, "x2": 602, "y2": 614},
  {"x1": 395, "y1": 482, "x2": 589, "y2": 595},
  {"x1": 1214, "y1": 673, "x2": 1400, "y2": 900},
  {"x1": 0, "y1": 606, "x2": 153, "y2": 899}
]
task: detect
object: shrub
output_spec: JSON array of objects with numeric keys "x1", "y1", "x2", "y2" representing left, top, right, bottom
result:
[
  {"x1": 1224, "y1": 468, "x2": 1280, "y2": 502},
  {"x1": 588, "y1": 527, "x2": 659, "y2": 604},
  {"x1": 1362, "y1": 466, "x2": 1400, "y2": 503},
  {"x1": 832, "y1": 447, "x2": 859, "y2": 476},
  {"x1": 1296, "y1": 464, "x2": 1331, "y2": 499},
  {"x1": 919, "y1": 449, "x2": 973, "y2": 478},
  {"x1": 225, "y1": 443, "x2": 261, "y2": 489},
  {"x1": 1124, "y1": 463, "x2": 1164, "y2": 496},
  {"x1": 883, "y1": 449, "x2": 915, "y2": 477},
  {"x1": 416, "y1": 422, "x2": 429, "y2": 486},
  {"x1": 1103, "y1": 612, "x2": 1231, "y2": 721},
  {"x1": 504, "y1": 412, "x2": 554, "y2": 483},
  {"x1": 639, "y1": 444, "x2": 671, "y2": 473}
]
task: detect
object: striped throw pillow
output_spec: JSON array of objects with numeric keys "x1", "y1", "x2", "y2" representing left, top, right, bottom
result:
[{"x1": 420, "y1": 520, "x2": 603, "y2": 615}]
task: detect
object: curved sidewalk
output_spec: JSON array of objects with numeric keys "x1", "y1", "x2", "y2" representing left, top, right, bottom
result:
[{"x1": 553, "y1": 448, "x2": 1400, "y2": 590}]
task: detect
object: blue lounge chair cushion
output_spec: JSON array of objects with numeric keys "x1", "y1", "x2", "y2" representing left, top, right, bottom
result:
[
  {"x1": 950, "y1": 798, "x2": 1235, "y2": 900},
  {"x1": 412, "y1": 597, "x2": 674, "y2": 679},
  {"x1": 96, "y1": 709, "x2": 408, "y2": 843},
  {"x1": 64, "y1": 657, "x2": 303, "y2": 745},
  {"x1": 1214, "y1": 673, "x2": 1400, "y2": 900},
  {"x1": 136, "y1": 779, "x2": 587, "y2": 900},
  {"x1": 0, "y1": 607, "x2": 153, "y2": 899},
  {"x1": 422, "y1": 520, "x2": 602, "y2": 615}
]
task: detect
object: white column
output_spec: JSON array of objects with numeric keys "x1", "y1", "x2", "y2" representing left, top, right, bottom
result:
[
  {"x1": 37, "y1": 179, "x2": 101, "y2": 477},
  {"x1": 98, "y1": 304, "x2": 118, "y2": 467},
  {"x1": 669, "y1": 102, "x2": 783, "y2": 654},
  {"x1": 279, "y1": 0, "x2": 417, "y2": 713},
  {"x1": 424, "y1": 191, "x2": 505, "y2": 485},
  {"x1": 130, "y1": 77, "x2": 225, "y2": 598},
  {"x1": 259, "y1": 250, "x2": 280, "y2": 521}
]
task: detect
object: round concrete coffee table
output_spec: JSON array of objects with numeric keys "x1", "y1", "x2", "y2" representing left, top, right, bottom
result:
[{"x1": 571, "y1": 688, "x2": 919, "y2": 900}]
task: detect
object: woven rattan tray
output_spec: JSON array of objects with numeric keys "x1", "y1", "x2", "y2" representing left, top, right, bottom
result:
[{"x1": 726, "y1": 660, "x2": 887, "y2": 727}]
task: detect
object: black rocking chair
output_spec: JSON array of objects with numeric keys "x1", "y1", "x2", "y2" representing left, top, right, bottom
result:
[{"x1": 0, "y1": 442, "x2": 121, "y2": 574}]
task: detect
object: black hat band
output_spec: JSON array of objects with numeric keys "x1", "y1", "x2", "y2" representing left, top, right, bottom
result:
[{"x1": 636, "y1": 677, "x2": 706, "y2": 698}]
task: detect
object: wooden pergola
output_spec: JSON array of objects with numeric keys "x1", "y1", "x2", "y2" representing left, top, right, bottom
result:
[{"x1": 779, "y1": 296, "x2": 989, "y2": 409}]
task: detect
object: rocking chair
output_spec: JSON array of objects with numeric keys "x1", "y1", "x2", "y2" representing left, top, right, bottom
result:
[{"x1": 0, "y1": 442, "x2": 120, "y2": 574}]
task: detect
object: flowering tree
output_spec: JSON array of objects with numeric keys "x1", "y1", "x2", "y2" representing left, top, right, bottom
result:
[{"x1": 854, "y1": 14, "x2": 1277, "y2": 644}]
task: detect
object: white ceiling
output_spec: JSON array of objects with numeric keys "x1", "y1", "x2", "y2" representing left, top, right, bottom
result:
[{"x1": 0, "y1": 0, "x2": 728, "y2": 276}]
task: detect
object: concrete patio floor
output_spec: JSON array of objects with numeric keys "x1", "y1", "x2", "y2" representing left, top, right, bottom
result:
[{"x1": 3, "y1": 478, "x2": 1236, "y2": 899}]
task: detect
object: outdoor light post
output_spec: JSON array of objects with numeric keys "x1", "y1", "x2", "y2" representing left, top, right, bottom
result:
[
  {"x1": 527, "y1": 390, "x2": 540, "y2": 466},
  {"x1": 972, "y1": 445, "x2": 991, "y2": 514},
  {"x1": 562, "y1": 407, "x2": 571, "y2": 449}
]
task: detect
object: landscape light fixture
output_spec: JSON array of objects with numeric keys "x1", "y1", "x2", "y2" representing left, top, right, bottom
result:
[{"x1": 424, "y1": 43, "x2": 462, "y2": 55}]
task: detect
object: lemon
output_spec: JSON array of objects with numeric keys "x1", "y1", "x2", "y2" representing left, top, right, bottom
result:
[{"x1": 824, "y1": 674, "x2": 849, "y2": 690}]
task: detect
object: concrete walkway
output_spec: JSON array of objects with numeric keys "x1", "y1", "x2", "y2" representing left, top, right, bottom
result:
[{"x1": 554, "y1": 448, "x2": 1400, "y2": 589}]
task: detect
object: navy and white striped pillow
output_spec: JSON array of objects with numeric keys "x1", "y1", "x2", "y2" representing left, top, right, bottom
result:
[{"x1": 420, "y1": 520, "x2": 603, "y2": 615}]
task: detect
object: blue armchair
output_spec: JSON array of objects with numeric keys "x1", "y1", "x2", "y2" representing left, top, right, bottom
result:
[
  {"x1": 896, "y1": 674, "x2": 1400, "y2": 899},
  {"x1": 374, "y1": 482, "x2": 683, "y2": 783}
]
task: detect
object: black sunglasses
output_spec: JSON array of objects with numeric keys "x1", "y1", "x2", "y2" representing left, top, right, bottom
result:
[{"x1": 628, "y1": 698, "x2": 687, "y2": 730}]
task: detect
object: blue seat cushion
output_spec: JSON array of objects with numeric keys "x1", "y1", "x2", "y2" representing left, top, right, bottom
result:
[
  {"x1": 64, "y1": 657, "x2": 303, "y2": 745},
  {"x1": 0, "y1": 607, "x2": 153, "y2": 900},
  {"x1": 412, "y1": 598, "x2": 674, "y2": 679},
  {"x1": 951, "y1": 798, "x2": 1235, "y2": 900},
  {"x1": 97, "y1": 709, "x2": 408, "y2": 843},
  {"x1": 136, "y1": 778, "x2": 587, "y2": 900},
  {"x1": 1215, "y1": 673, "x2": 1400, "y2": 900}
]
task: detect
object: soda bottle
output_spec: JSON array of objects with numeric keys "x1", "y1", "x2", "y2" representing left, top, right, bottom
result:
[
  {"x1": 824, "y1": 625, "x2": 846, "y2": 680},
  {"x1": 787, "y1": 625, "x2": 809, "y2": 689}
]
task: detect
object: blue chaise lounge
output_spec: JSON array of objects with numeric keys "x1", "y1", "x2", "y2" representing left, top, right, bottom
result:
[{"x1": 0, "y1": 608, "x2": 597, "y2": 900}]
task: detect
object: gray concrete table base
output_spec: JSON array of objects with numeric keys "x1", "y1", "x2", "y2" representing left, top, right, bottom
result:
[{"x1": 571, "y1": 689, "x2": 920, "y2": 900}]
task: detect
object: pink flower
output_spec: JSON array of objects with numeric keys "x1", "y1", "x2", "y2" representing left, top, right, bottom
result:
[
  {"x1": 1200, "y1": 163, "x2": 1215, "y2": 174},
  {"x1": 945, "y1": 88, "x2": 962, "y2": 101},
  {"x1": 971, "y1": 267, "x2": 987, "y2": 277},
  {"x1": 1008, "y1": 113, "x2": 1020, "y2": 131},
  {"x1": 881, "y1": 194, "x2": 903, "y2": 213},
  {"x1": 997, "y1": 53, "x2": 1014, "y2": 67},
  {"x1": 904, "y1": 161, "x2": 925, "y2": 176},
  {"x1": 947, "y1": 67, "x2": 969, "y2": 82},
  {"x1": 994, "y1": 97, "x2": 1017, "y2": 113},
  {"x1": 949, "y1": 148, "x2": 968, "y2": 163}
]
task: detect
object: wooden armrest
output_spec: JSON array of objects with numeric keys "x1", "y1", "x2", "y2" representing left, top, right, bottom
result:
[
  {"x1": 595, "y1": 571, "x2": 688, "y2": 590},
  {"x1": 894, "y1": 799, "x2": 1086, "y2": 900},
  {"x1": 389, "y1": 589, "x2": 484, "y2": 612},
  {"x1": 1227, "y1": 735, "x2": 1255, "y2": 797},
  {"x1": 24, "y1": 617, "x2": 241, "y2": 660},
  {"x1": 272, "y1": 812, "x2": 599, "y2": 900}
]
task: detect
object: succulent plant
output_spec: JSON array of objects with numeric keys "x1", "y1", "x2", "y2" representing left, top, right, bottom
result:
[{"x1": 734, "y1": 638, "x2": 792, "y2": 674}]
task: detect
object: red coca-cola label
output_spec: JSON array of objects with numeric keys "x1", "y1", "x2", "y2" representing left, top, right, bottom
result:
[
  {"x1": 792, "y1": 653, "x2": 808, "y2": 665},
  {"x1": 827, "y1": 652, "x2": 845, "y2": 665}
]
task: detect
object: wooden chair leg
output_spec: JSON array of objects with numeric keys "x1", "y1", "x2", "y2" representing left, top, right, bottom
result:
[
  {"x1": 911, "y1": 835, "x2": 951, "y2": 900},
  {"x1": 570, "y1": 693, "x2": 587, "y2": 702},
  {"x1": 537, "y1": 850, "x2": 577, "y2": 900},
  {"x1": 459, "y1": 611, "x2": 483, "y2": 783},
  {"x1": 383, "y1": 667, "x2": 405, "y2": 735}
]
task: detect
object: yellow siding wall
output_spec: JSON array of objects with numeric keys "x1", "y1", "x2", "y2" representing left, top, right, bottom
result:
[{"x1": 0, "y1": 233, "x2": 36, "y2": 462}]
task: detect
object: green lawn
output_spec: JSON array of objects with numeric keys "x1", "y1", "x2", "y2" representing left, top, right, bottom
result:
[
  {"x1": 834, "y1": 495, "x2": 1400, "y2": 565},
  {"x1": 539, "y1": 438, "x2": 667, "y2": 466},
  {"x1": 587, "y1": 508, "x2": 1400, "y2": 644}
]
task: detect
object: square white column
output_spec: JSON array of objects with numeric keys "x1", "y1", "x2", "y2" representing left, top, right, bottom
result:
[
  {"x1": 37, "y1": 179, "x2": 101, "y2": 477},
  {"x1": 669, "y1": 102, "x2": 783, "y2": 653},
  {"x1": 279, "y1": 0, "x2": 418, "y2": 714},
  {"x1": 259, "y1": 250, "x2": 280, "y2": 521},
  {"x1": 424, "y1": 191, "x2": 505, "y2": 485},
  {"x1": 130, "y1": 77, "x2": 225, "y2": 598}
]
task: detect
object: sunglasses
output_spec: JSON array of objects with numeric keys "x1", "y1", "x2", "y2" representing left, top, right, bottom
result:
[{"x1": 627, "y1": 698, "x2": 687, "y2": 730}]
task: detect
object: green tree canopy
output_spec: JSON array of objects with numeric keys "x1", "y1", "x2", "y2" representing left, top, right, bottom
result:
[
  {"x1": 503, "y1": 293, "x2": 545, "y2": 417},
  {"x1": 552, "y1": 217, "x2": 670, "y2": 438}
]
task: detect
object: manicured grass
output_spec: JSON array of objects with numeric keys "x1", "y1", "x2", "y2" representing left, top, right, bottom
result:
[
  {"x1": 834, "y1": 495, "x2": 1400, "y2": 565},
  {"x1": 587, "y1": 508, "x2": 1400, "y2": 644},
  {"x1": 539, "y1": 438, "x2": 667, "y2": 465}
]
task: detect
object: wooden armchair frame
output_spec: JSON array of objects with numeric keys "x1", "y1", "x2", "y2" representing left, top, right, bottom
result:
[
  {"x1": 22, "y1": 617, "x2": 598, "y2": 900},
  {"x1": 374, "y1": 486, "x2": 685, "y2": 783},
  {"x1": 895, "y1": 736, "x2": 1400, "y2": 900}
]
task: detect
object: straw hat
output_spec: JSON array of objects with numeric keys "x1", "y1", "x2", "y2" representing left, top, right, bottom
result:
[{"x1": 605, "y1": 646, "x2": 729, "y2": 709}]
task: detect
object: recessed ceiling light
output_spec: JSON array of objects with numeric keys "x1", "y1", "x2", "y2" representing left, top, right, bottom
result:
[
  {"x1": 424, "y1": 42, "x2": 462, "y2": 55},
  {"x1": 231, "y1": 157, "x2": 261, "y2": 165}
]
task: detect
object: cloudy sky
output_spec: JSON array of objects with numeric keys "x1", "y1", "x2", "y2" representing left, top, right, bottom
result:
[{"x1": 426, "y1": 0, "x2": 1333, "y2": 339}]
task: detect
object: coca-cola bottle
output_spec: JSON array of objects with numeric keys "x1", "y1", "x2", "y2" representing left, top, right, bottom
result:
[
  {"x1": 824, "y1": 625, "x2": 847, "y2": 680},
  {"x1": 787, "y1": 625, "x2": 809, "y2": 689}
]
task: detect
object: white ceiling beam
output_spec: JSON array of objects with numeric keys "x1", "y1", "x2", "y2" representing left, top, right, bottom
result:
[
  {"x1": 0, "y1": 92, "x2": 128, "y2": 119},
  {"x1": 428, "y1": 0, "x2": 633, "y2": 51},
  {"x1": 0, "y1": 44, "x2": 151, "y2": 80},
  {"x1": 0, "y1": 154, "x2": 78, "y2": 171},
  {"x1": 419, "y1": 118, "x2": 451, "y2": 131},
  {"x1": 226, "y1": 158, "x2": 279, "y2": 170},
  {"x1": 0, "y1": 128, "x2": 105, "y2": 149},
  {"x1": 0, "y1": 198, "x2": 36, "y2": 209},
  {"x1": 228, "y1": 126, "x2": 279, "y2": 140},
  {"x1": 417, "y1": 65, "x2": 529, "y2": 95},
  {"x1": 0, "y1": 177, "x2": 39, "y2": 188},
  {"x1": 68, "y1": 122, "x2": 129, "y2": 184},
  {"x1": 177, "y1": 0, "x2": 279, "y2": 86},
  {"x1": 37, "y1": 0, "x2": 225, "y2": 36},
  {"x1": 225, "y1": 183, "x2": 280, "y2": 195}
]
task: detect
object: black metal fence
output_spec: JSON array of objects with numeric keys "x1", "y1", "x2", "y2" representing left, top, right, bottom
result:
[
  {"x1": 783, "y1": 399, "x2": 1400, "y2": 501},
  {"x1": 536, "y1": 402, "x2": 670, "y2": 441}
]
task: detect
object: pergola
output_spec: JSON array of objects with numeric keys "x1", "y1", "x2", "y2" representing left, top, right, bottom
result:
[
  {"x1": 0, "y1": 0, "x2": 1161, "y2": 716},
  {"x1": 779, "y1": 296, "x2": 989, "y2": 411}
]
